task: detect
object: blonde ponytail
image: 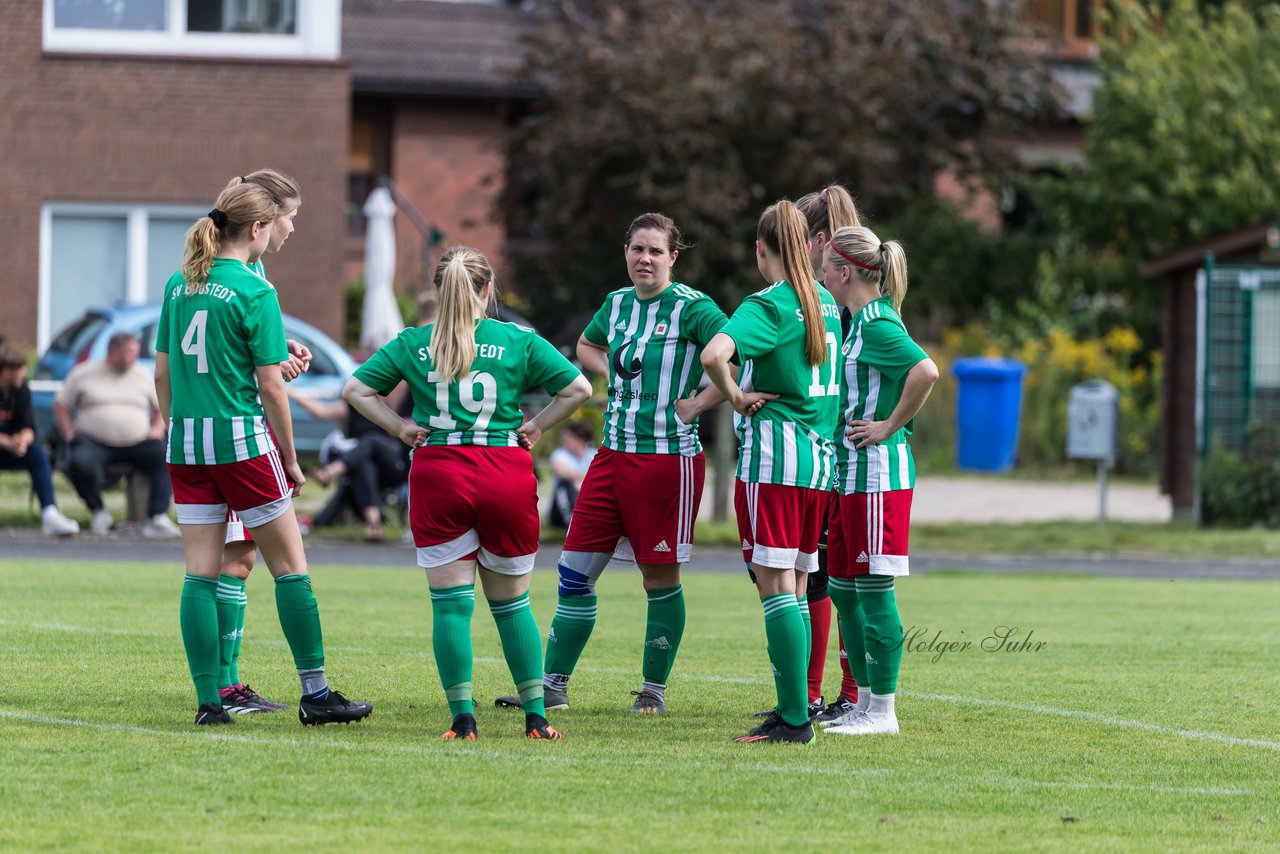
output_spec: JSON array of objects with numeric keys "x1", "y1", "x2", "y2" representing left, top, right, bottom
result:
[
  {"x1": 797, "y1": 184, "x2": 862, "y2": 238},
  {"x1": 828, "y1": 226, "x2": 909, "y2": 312},
  {"x1": 181, "y1": 182, "x2": 277, "y2": 290},
  {"x1": 759, "y1": 200, "x2": 824, "y2": 366},
  {"x1": 880, "y1": 241, "x2": 908, "y2": 312},
  {"x1": 432, "y1": 246, "x2": 493, "y2": 382}
]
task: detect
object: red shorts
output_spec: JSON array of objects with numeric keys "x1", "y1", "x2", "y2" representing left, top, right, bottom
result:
[
  {"x1": 169, "y1": 450, "x2": 293, "y2": 529},
  {"x1": 734, "y1": 480, "x2": 826, "y2": 572},
  {"x1": 827, "y1": 489, "x2": 913, "y2": 578},
  {"x1": 409, "y1": 445, "x2": 539, "y2": 574},
  {"x1": 563, "y1": 446, "x2": 704, "y2": 565},
  {"x1": 224, "y1": 510, "x2": 253, "y2": 545}
]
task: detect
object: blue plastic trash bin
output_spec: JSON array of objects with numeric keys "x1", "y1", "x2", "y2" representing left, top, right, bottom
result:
[{"x1": 952, "y1": 357, "x2": 1027, "y2": 472}]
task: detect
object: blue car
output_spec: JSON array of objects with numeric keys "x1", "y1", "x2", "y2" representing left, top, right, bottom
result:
[{"x1": 31, "y1": 303, "x2": 361, "y2": 455}]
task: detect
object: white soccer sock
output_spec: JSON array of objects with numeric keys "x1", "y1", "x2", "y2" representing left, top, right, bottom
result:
[
  {"x1": 854, "y1": 688, "x2": 870, "y2": 712},
  {"x1": 868, "y1": 692, "x2": 895, "y2": 718}
]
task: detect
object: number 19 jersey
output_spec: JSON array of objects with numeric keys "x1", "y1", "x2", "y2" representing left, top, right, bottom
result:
[
  {"x1": 156, "y1": 259, "x2": 288, "y2": 465},
  {"x1": 353, "y1": 318, "x2": 581, "y2": 447},
  {"x1": 721, "y1": 281, "x2": 842, "y2": 490}
]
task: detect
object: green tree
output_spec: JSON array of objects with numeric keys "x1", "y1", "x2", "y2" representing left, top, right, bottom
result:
[
  {"x1": 1050, "y1": 1, "x2": 1280, "y2": 260},
  {"x1": 503, "y1": 0, "x2": 1055, "y2": 333}
]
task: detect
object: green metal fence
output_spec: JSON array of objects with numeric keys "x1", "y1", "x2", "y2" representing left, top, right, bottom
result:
[{"x1": 1200, "y1": 258, "x2": 1280, "y2": 456}]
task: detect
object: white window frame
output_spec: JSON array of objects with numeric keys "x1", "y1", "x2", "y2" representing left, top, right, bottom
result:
[
  {"x1": 43, "y1": 0, "x2": 339, "y2": 60},
  {"x1": 38, "y1": 202, "x2": 207, "y2": 351}
]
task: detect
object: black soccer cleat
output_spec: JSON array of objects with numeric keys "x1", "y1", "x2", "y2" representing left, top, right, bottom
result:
[
  {"x1": 442, "y1": 713, "x2": 478, "y2": 741},
  {"x1": 526, "y1": 713, "x2": 563, "y2": 740},
  {"x1": 733, "y1": 717, "x2": 816, "y2": 745},
  {"x1": 298, "y1": 690, "x2": 373, "y2": 726},
  {"x1": 195, "y1": 703, "x2": 233, "y2": 726}
]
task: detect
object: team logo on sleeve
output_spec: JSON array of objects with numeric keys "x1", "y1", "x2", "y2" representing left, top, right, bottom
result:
[{"x1": 612, "y1": 340, "x2": 642, "y2": 380}]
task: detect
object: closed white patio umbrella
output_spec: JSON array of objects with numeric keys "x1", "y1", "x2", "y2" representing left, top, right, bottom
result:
[{"x1": 360, "y1": 186, "x2": 405, "y2": 351}]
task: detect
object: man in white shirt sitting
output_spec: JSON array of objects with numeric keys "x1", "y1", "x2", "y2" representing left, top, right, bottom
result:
[{"x1": 54, "y1": 332, "x2": 179, "y2": 537}]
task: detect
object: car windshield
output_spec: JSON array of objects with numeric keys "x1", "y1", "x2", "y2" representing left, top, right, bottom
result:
[{"x1": 48, "y1": 314, "x2": 109, "y2": 357}]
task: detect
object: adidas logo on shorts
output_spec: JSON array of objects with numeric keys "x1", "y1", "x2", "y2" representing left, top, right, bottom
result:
[
  {"x1": 856, "y1": 551, "x2": 870, "y2": 563},
  {"x1": 741, "y1": 538, "x2": 751, "y2": 550},
  {"x1": 646, "y1": 635, "x2": 672, "y2": 650},
  {"x1": 653, "y1": 540, "x2": 671, "y2": 553}
]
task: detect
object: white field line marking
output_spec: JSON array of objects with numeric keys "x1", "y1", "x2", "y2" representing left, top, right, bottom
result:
[
  {"x1": 918, "y1": 692, "x2": 1280, "y2": 752},
  {"x1": 0, "y1": 708, "x2": 888, "y2": 777},
  {"x1": 0, "y1": 710, "x2": 1251, "y2": 796},
  {"x1": 8, "y1": 619, "x2": 1278, "y2": 753}
]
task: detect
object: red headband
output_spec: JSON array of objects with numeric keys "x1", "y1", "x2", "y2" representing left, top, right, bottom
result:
[{"x1": 829, "y1": 241, "x2": 880, "y2": 272}]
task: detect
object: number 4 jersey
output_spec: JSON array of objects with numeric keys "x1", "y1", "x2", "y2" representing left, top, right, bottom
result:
[
  {"x1": 156, "y1": 259, "x2": 289, "y2": 465},
  {"x1": 353, "y1": 319, "x2": 582, "y2": 447}
]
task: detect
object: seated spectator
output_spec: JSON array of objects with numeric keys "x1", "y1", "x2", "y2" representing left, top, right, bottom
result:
[
  {"x1": 289, "y1": 389, "x2": 410, "y2": 542},
  {"x1": 53, "y1": 332, "x2": 179, "y2": 538},
  {"x1": 0, "y1": 345, "x2": 79, "y2": 536},
  {"x1": 548, "y1": 421, "x2": 596, "y2": 529}
]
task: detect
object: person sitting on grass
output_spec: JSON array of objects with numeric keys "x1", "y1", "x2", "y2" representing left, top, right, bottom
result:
[{"x1": 0, "y1": 344, "x2": 79, "y2": 536}]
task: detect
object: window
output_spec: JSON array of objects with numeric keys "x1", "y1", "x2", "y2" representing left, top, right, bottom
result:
[
  {"x1": 39, "y1": 204, "x2": 206, "y2": 351},
  {"x1": 44, "y1": 0, "x2": 337, "y2": 60}
]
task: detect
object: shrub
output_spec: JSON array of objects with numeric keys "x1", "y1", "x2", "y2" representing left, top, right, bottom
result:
[{"x1": 1200, "y1": 422, "x2": 1280, "y2": 529}]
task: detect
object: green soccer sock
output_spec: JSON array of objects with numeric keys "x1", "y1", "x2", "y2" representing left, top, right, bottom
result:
[
  {"x1": 641, "y1": 585, "x2": 685, "y2": 688},
  {"x1": 761, "y1": 592, "x2": 809, "y2": 727},
  {"x1": 431, "y1": 584, "x2": 476, "y2": 717},
  {"x1": 230, "y1": 590, "x2": 247, "y2": 687},
  {"x1": 215, "y1": 574, "x2": 245, "y2": 689},
  {"x1": 488, "y1": 591, "x2": 545, "y2": 718},
  {"x1": 856, "y1": 575, "x2": 903, "y2": 695},
  {"x1": 796, "y1": 594, "x2": 812, "y2": 660},
  {"x1": 544, "y1": 593, "x2": 598, "y2": 680},
  {"x1": 274, "y1": 574, "x2": 325, "y2": 674},
  {"x1": 180, "y1": 574, "x2": 222, "y2": 707},
  {"x1": 829, "y1": 577, "x2": 869, "y2": 687}
]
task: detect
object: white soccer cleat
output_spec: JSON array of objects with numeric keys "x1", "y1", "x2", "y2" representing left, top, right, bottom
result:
[
  {"x1": 826, "y1": 713, "x2": 899, "y2": 736},
  {"x1": 819, "y1": 708, "x2": 869, "y2": 728}
]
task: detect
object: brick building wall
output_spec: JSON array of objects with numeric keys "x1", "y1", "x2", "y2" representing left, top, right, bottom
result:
[
  {"x1": 0, "y1": 2, "x2": 351, "y2": 349},
  {"x1": 387, "y1": 101, "x2": 509, "y2": 296}
]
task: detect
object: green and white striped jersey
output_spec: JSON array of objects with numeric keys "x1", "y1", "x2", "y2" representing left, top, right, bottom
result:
[
  {"x1": 582, "y1": 282, "x2": 727, "y2": 456},
  {"x1": 156, "y1": 259, "x2": 289, "y2": 465},
  {"x1": 353, "y1": 319, "x2": 581, "y2": 447},
  {"x1": 721, "y1": 281, "x2": 842, "y2": 489},
  {"x1": 834, "y1": 297, "x2": 930, "y2": 494}
]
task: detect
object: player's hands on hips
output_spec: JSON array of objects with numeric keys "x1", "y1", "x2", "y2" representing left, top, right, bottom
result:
[
  {"x1": 398, "y1": 421, "x2": 428, "y2": 448},
  {"x1": 731, "y1": 390, "x2": 778, "y2": 417},
  {"x1": 283, "y1": 458, "x2": 307, "y2": 495},
  {"x1": 517, "y1": 421, "x2": 542, "y2": 450},
  {"x1": 848, "y1": 418, "x2": 892, "y2": 448},
  {"x1": 674, "y1": 394, "x2": 701, "y2": 425}
]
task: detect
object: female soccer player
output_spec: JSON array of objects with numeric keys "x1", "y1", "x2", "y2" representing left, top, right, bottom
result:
[
  {"x1": 213, "y1": 169, "x2": 311, "y2": 716},
  {"x1": 525, "y1": 213, "x2": 747, "y2": 716},
  {"x1": 701, "y1": 200, "x2": 843, "y2": 744},
  {"x1": 343, "y1": 246, "x2": 591, "y2": 742},
  {"x1": 819, "y1": 225, "x2": 938, "y2": 736},
  {"x1": 155, "y1": 181, "x2": 372, "y2": 726},
  {"x1": 794, "y1": 184, "x2": 864, "y2": 724}
]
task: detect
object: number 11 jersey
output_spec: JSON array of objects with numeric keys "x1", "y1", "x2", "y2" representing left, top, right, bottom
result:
[
  {"x1": 353, "y1": 318, "x2": 581, "y2": 447},
  {"x1": 157, "y1": 259, "x2": 288, "y2": 465}
]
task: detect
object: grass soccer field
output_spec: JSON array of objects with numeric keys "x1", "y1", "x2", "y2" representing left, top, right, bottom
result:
[{"x1": 2, "y1": 559, "x2": 1277, "y2": 851}]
